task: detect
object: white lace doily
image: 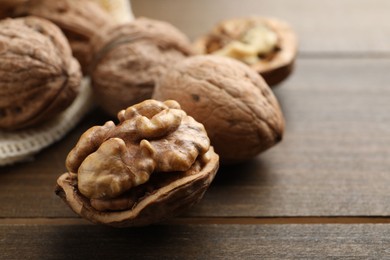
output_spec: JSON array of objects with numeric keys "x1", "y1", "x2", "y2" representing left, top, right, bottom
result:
[
  {"x1": 0, "y1": 78, "x2": 95, "y2": 166},
  {"x1": 0, "y1": 1, "x2": 135, "y2": 166}
]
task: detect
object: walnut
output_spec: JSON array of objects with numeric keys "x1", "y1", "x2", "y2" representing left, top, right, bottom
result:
[
  {"x1": 56, "y1": 100, "x2": 219, "y2": 227},
  {"x1": 0, "y1": 0, "x2": 29, "y2": 19},
  {"x1": 194, "y1": 17, "x2": 298, "y2": 86},
  {"x1": 12, "y1": 0, "x2": 115, "y2": 73},
  {"x1": 153, "y1": 55, "x2": 284, "y2": 163},
  {"x1": 0, "y1": 16, "x2": 81, "y2": 130},
  {"x1": 90, "y1": 0, "x2": 134, "y2": 24},
  {"x1": 90, "y1": 17, "x2": 194, "y2": 117}
]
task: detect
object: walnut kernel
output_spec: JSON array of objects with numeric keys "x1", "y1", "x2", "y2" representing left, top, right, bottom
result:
[
  {"x1": 56, "y1": 99, "x2": 219, "y2": 227},
  {"x1": 194, "y1": 17, "x2": 298, "y2": 86}
]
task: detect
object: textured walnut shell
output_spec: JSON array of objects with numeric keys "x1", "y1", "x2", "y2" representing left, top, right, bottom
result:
[
  {"x1": 13, "y1": 0, "x2": 115, "y2": 73},
  {"x1": 0, "y1": 0, "x2": 28, "y2": 19},
  {"x1": 153, "y1": 55, "x2": 284, "y2": 163},
  {"x1": 90, "y1": 17, "x2": 194, "y2": 117},
  {"x1": 194, "y1": 17, "x2": 298, "y2": 86},
  {"x1": 0, "y1": 17, "x2": 81, "y2": 130},
  {"x1": 55, "y1": 100, "x2": 219, "y2": 227}
]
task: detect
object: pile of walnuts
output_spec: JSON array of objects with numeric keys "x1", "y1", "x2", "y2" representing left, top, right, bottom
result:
[{"x1": 0, "y1": 0, "x2": 297, "y2": 227}]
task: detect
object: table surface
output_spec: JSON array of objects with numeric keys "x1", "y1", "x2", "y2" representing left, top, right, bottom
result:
[{"x1": 2, "y1": 0, "x2": 390, "y2": 259}]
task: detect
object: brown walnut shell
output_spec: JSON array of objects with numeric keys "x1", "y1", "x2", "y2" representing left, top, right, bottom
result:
[
  {"x1": 0, "y1": 16, "x2": 81, "y2": 130},
  {"x1": 12, "y1": 0, "x2": 115, "y2": 73},
  {"x1": 0, "y1": 0, "x2": 28, "y2": 19},
  {"x1": 90, "y1": 17, "x2": 194, "y2": 117},
  {"x1": 55, "y1": 99, "x2": 219, "y2": 227},
  {"x1": 194, "y1": 17, "x2": 298, "y2": 86},
  {"x1": 153, "y1": 55, "x2": 284, "y2": 163}
]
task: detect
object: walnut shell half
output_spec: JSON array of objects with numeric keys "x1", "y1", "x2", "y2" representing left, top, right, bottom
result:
[
  {"x1": 194, "y1": 17, "x2": 298, "y2": 86},
  {"x1": 0, "y1": 16, "x2": 81, "y2": 130},
  {"x1": 13, "y1": 0, "x2": 115, "y2": 73},
  {"x1": 90, "y1": 17, "x2": 194, "y2": 117},
  {"x1": 55, "y1": 100, "x2": 219, "y2": 227},
  {"x1": 153, "y1": 55, "x2": 284, "y2": 163}
]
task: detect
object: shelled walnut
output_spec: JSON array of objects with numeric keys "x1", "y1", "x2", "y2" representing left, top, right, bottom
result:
[
  {"x1": 56, "y1": 100, "x2": 219, "y2": 227},
  {"x1": 153, "y1": 55, "x2": 284, "y2": 163},
  {"x1": 90, "y1": 17, "x2": 194, "y2": 117},
  {"x1": 0, "y1": 16, "x2": 81, "y2": 130},
  {"x1": 12, "y1": 0, "x2": 115, "y2": 73},
  {"x1": 194, "y1": 17, "x2": 298, "y2": 86}
]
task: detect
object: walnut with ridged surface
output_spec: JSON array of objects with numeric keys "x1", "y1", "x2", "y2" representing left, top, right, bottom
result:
[
  {"x1": 0, "y1": 16, "x2": 81, "y2": 130},
  {"x1": 0, "y1": 0, "x2": 28, "y2": 19},
  {"x1": 90, "y1": 17, "x2": 194, "y2": 117},
  {"x1": 153, "y1": 55, "x2": 285, "y2": 164},
  {"x1": 12, "y1": 0, "x2": 115, "y2": 73},
  {"x1": 56, "y1": 99, "x2": 219, "y2": 227}
]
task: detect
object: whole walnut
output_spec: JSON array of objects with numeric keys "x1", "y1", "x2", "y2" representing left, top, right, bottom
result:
[
  {"x1": 0, "y1": 16, "x2": 81, "y2": 130},
  {"x1": 12, "y1": 0, "x2": 115, "y2": 73},
  {"x1": 153, "y1": 55, "x2": 285, "y2": 163},
  {"x1": 90, "y1": 17, "x2": 194, "y2": 117},
  {"x1": 56, "y1": 100, "x2": 219, "y2": 227},
  {"x1": 0, "y1": 0, "x2": 28, "y2": 19}
]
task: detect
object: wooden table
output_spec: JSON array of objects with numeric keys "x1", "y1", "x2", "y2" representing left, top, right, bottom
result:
[{"x1": 2, "y1": 0, "x2": 390, "y2": 258}]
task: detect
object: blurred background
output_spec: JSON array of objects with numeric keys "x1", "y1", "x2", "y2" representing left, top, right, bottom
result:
[{"x1": 133, "y1": 0, "x2": 390, "y2": 54}]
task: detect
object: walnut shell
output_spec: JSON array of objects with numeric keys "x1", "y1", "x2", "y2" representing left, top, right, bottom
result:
[
  {"x1": 0, "y1": 16, "x2": 81, "y2": 130},
  {"x1": 55, "y1": 99, "x2": 219, "y2": 227},
  {"x1": 0, "y1": 0, "x2": 28, "y2": 19},
  {"x1": 13, "y1": 0, "x2": 115, "y2": 73},
  {"x1": 90, "y1": 17, "x2": 194, "y2": 117},
  {"x1": 194, "y1": 17, "x2": 298, "y2": 86},
  {"x1": 153, "y1": 55, "x2": 284, "y2": 163}
]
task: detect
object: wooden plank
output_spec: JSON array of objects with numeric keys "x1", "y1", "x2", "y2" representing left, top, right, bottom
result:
[
  {"x1": 1, "y1": 224, "x2": 390, "y2": 259},
  {"x1": 3, "y1": 216, "x2": 390, "y2": 225},
  {"x1": 0, "y1": 110, "x2": 111, "y2": 218},
  {"x1": 132, "y1": 0, "x2": 390, "y2": 53},
  {"x1": 1, "y1": 58, "x2": 390, "y2": 218},
  {"x1": 187, "y1": 58, "x2": 390, "y2": 217}
]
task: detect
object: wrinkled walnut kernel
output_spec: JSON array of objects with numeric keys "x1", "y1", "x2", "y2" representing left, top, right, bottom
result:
[
  {"x1": 194, "y1": 17, "x2": 298, "y2": 86},
  {"x1": 89, "y1": 159, "x2": 204, "y2": 211},
  {"x1": 210, "y1": 20, "x2": 279, "y2": 65},
  {"x1": 66, "y1": 100, "x2": 211, "y2": 209}
]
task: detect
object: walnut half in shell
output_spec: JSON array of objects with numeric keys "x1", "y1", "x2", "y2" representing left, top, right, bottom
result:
[
  {"x1": 194, "y1": 17, "x2": 298, "y2": 86},
  {"x1": 56, "y1": 100, "x2": 219, "y2": 227}
]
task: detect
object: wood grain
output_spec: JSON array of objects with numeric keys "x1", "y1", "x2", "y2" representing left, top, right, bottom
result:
[
  {"x1": 1, "y1": 1, "x2": 390, "y2": 258},
  {"x1": 0, "y1": 110, "x2": 111, "y2": 218},
  {"x1": 1, "y1": 59, "x2": 390, "y2": 218},
  {"x1": 132, "y1": 0, "x2": 390, "y2": 54},
  {"x1": 1, "y1": 224, "x2": 390, "y2": 259},
  {"x1": 186, "y1": 58, "x2": 390, "y2": 217}
]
